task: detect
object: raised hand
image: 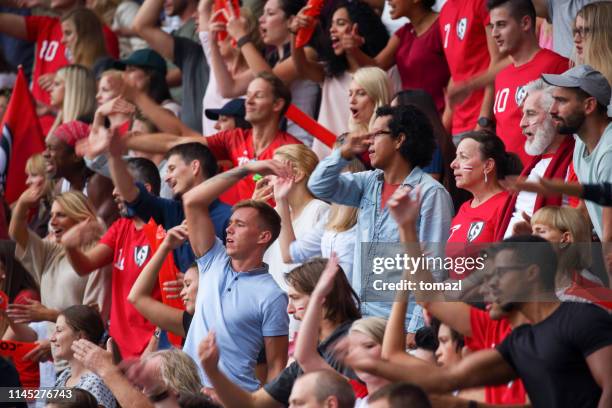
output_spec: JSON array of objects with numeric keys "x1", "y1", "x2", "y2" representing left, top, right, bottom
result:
[
  {"x1": 387, "y1": 185, "x2": 421, "y2": 228},
  {"x1": 18, "y1": 180, "x2": 46, "y2": 208},
  {"x1": 244, "y1": 159, "x2": 293, "y2": 179},
  {"x1": 6, "y1": 299, "x2": 56, "y2": 323},
  {"x1": 252, "y1": 177, "x2": 274, "y2": 202},
  {"x1": 209, "y1": 9, "x2": 228, "y2": 35},
  {"x1": 198, "y1": 331, "x2": 220, "y2": 373},
  {"x1": 162, "y1": 272, "x2": 184, "y2": 300},
  {"x1": 339, "y1": 23, "x2": 364, "y2": 54},
  {"x1": 72, "y1": 338, "x2": 116, "y2": 376},
  {"x1": 223, "y1": 4, "x2": 248, "y2": 40},
  {"x1": 37, "y1": 73, "x2": 55, "y2": 92},
  {"x1": 60, "y1": 217, "x2": 104, "y2": 249},
  {"x1": 97, "y1": 97, "x2": 135, "y2": 118},
  {"x1": 291, "y1": 5, "x2": 315, "y2": 33},
  {"x1": 339, "y1": 131, "x2": 372, "y2": 159},
  {"x1": 161, "y1": 222, "x2": 189, "y2": 250},
  {"x1": 23, "y1": 339, "x2": 51, "y2": 363},
  {"x1": 272, "y1": 173, "x2": 295, "y2": 202},
  {"x1": 312, "y1": 253, "x2": 340, "y2": 300},
  {"x1": 511, "y1": 211, "x2": 533, "y2": 236}
]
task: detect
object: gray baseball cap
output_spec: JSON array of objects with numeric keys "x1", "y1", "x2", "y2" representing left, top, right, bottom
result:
[{"x1": 542, "y1": 65, "x2": 611, "y2": 107}]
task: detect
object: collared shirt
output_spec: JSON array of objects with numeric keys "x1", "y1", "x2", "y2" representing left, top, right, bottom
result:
[
  {"x1": 127, "y1": 183, "x2": 231, "y2": 272},
  {"x1": 308, "y1": 149, "x2": 454, "y2": 331},
  {"x1": 182, "y1": 239, "x2": 289, "y2": 391}
]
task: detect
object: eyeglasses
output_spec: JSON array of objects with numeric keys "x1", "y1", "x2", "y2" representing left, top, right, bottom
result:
[
  {"x1": 572, "y1": 27, "x2": 590, "y2": 38},
  {"x1": 370, "y1": 130, "x2": 392, "y2": 138}
]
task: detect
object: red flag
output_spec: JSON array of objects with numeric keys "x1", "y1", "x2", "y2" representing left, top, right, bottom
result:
[
  {"x1": 285, "y1": 103, "x2": 336, "y2": 147},
  {"x1": 295, "y1": 0, "x2": 325, "y2": 48},
  {"x1": 213, "y1": 0, "x2": 241, "y2": 45},
  {"x1": 0, "y1": 67, "x2": 45, "y2": 204},
  {"x1": 142, "y1": 219, "x2": 185, "y2": 348}
]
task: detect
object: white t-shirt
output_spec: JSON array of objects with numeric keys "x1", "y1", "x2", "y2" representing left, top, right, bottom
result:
[
  {"x1": 504, "y1": 157, "x2": 553, "y2": 238},
  {"x1": 264, "y1": 199, "x2": 330, "y2": 289},
  {"x1": 573, "y1": 124, "x2": 612, "y2": 239}
]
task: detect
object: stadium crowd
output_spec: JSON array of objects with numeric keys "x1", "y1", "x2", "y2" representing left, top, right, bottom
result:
[{"x1": 0, "y1": 0, "x2": 611, "y2": 406}]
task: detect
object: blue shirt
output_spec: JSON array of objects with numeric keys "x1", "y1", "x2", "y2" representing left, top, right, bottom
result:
[
  {"x1": 127, "y1": 183, "x2": 231, "y2": 272},
  {"x1": 183, "y1": 239, "x2": 289, "y2": 390},
  {"x1": 308, "y1": 149, "x2": 454, "y2": 332}
]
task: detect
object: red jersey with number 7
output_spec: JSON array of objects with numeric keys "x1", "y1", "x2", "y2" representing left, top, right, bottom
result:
[
  {"x1": 494, "y1": 49, "x2": 569, "y2": 166},
  {"x1": 439, "y1": 0, "x2": 491, "y2": 135}
]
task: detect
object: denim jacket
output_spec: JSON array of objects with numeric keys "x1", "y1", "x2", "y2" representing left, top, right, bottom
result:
[{"x1": 308, "y1": 149, "x2": 454, "y2": 332}]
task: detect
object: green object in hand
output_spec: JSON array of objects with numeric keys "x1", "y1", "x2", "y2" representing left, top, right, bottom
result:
[{"x1": 253, "y1": 174, "x2": 263, "y2": 182}]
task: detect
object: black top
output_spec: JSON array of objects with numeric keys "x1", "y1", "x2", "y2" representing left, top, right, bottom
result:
[
  {"x1": 182, "y1": 311, "x2": 193, "y2": 335},
  {"x1": 264, "y1": 320, "x2": 357, "y2": 405},
  {"x1": 0, "y1": 357, "x2": 27, "y2": 408},
  {"x1": 497, "y1": 302, "x2": 612, "y2": 408},
  {"x1": 582, "y1": 182, "x2": 612, "y2": 207}
]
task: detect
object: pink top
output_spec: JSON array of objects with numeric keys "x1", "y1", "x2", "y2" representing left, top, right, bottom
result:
[{"x1": 395, "y1": 20, "x2": 450, "y2": 113}]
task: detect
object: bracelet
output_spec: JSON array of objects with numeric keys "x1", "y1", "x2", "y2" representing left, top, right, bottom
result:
[
  {"x1": 148, "y1": 390, "x2": 170, "y2": 403},
  {"x1": 236, "y1": 35, "x2": 251, "y2": 48}
]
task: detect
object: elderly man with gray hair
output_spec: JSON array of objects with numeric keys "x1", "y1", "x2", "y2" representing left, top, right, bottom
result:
[{"x1": 495, "y1": 78, "x2": 577, "y2": 239}]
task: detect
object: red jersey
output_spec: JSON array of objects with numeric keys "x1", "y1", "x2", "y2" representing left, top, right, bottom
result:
[
  {"x1": 494, "y1": 49, "x2": 568, "y2": 165},
  {"x1": 12, "y1": 289, "x2": 40, "y2": 389},
  {"x1": 465, "y1": 307, "x2": 527, "y2": 404},
  {"x1": 447, "y1": 191, "x2": 508, "y2": 279},
  {"x1": 25, "y1": 16, "x2": 119, "y2": 106},
  {"x1": 25, "y1": 16, "x2": 69, "y2": 106},
  {"x1": 100, "y1": 218, "x2": 161, "y2": 358},
  {"x1": 206, "y1": 129, "x2": 302, "y2": 204},
  {"x1": 439, "y1": 0, "x2": 491, "y2": 134}
]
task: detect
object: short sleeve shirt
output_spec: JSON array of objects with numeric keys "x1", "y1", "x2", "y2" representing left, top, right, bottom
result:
[
  {"x1": 25, "y1": 16, "x2": 69, "y2": 105},
  {"x1": 446, "y1": 192, "x2": 508, "y2": 278},
  {"x1": 439, "y1": 0, "x2": 491, "y2": 134},
  {"x1": 173, "y1": 36, "x2": 207, "y2": 133},
  {"x1": 395, "y1": 20, "x2": 450, "y2": 112},
  {"x1": 206, "y1": 129, "x2": 302, "y2": 204},
  {"x1": 496, "y1": 302, "x2": 612, "y2": 408},
  {"x1": 464, "y1": 307, "x2": 526, "y2": 404},
  {"x1": 182, "y1": 239, "x2": 289, "y2": 391},
  {"x1": 494, "y1": 49, "x2": 568, "y2": 165},
  {"x1": 99, "y1": 218, "x2": 160, "y2": 358},
  {"x1": 573, "y1": 123, "x2": 612, "y2": 239}
]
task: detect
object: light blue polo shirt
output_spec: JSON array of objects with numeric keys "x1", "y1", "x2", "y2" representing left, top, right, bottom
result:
[{"x1": 182, "y1": 238, "x2": 289, "y2": 391}]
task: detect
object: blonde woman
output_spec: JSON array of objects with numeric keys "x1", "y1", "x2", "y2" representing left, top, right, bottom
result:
[
  {"x1": 348, "y1": 66, "x2": 393, "y2": 135},
  {"x1": 9, "y1": 188, "x2": 111, "y2": 367},
  {"x1": 530, "y1": 206, "x2": 610, "y2": 305},
  {"x1": 95, "y1": 70, "x2": 134, "y2": 128},
  {"x1": 25, "y1": 154, "x2": 54, "y2": 238},
  {"x1": 48, "y1": 65, "x2": 97, "y2": 136},
  {"x1": 278, "y1": 156, "x2": 364, "y2": 280},
  {"x1": 261, "y1": 144, "x2": 330, "y2": 288},
  {"x1": 61, "y1": 8, "x2": 109, "y2": 68},
  {"x1": 573, "y1": 2, "x2": 612, "y2": 113}
]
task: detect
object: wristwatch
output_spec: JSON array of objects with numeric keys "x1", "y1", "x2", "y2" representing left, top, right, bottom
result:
[
  {"x1": 477, "y1": 117, "x2": 494, "y2": 129},
  {"x1": 236, "y1": 35, "x2": 251, "y2": 49}
]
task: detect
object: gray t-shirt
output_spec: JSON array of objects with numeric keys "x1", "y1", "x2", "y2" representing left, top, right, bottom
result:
[
  {"x1": 547, "y1": 0, "x2": 596, "y2": 58},
  {"x1": 573, "y1": 122, "x2": 612, "y2": 239},
  {"x1": 173, "y1": 36, "x2": 208, "y2": 133}
]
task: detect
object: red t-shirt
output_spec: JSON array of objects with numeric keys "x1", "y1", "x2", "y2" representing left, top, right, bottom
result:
[
  {"x1": 447, "y1": 191, "x2": 508, "y2": 279},
  {"x1": 395, "y1": 20, "x2": 450, "y2": 113},
  {"x1": 465, "y1": 307, "x2": 526, "y2": 404},
  {"x1": 12, "y1": 289, "x2": 41, "y2": 389},
  {"x1": 206, "y1": 129, "x2": 302, "y2": 205},
  {"x1": 25, "y1": 16, "x2": 119, "y2": 106},
  {"x1": 439, "y1": 0, "x2": 491, "y2": 134},
  {"x1": 25, "y1": 16, "x2": 69, "y2": 106},
  {"x1": 99, "y1": 218, "x2": 160, "y2": 359},
  {"x1": 381, "y1": 182, "x2": 400, "y2": 209},
  {"x1": 494, "y1": 49, "x2": 569, "y2": 165}
]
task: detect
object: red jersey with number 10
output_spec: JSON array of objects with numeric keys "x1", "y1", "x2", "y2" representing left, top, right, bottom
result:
[
  {"x1": 439, "y1": 0, "x2": 491, "y2": 135},
  {"x1": 494, "y1": 49, "x2": 569, "y2": 165}
]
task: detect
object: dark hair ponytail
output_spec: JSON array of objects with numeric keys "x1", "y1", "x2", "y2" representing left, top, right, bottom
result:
[{"x1": 460, "y1": 131, "x2": 523, "y2": 179}]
